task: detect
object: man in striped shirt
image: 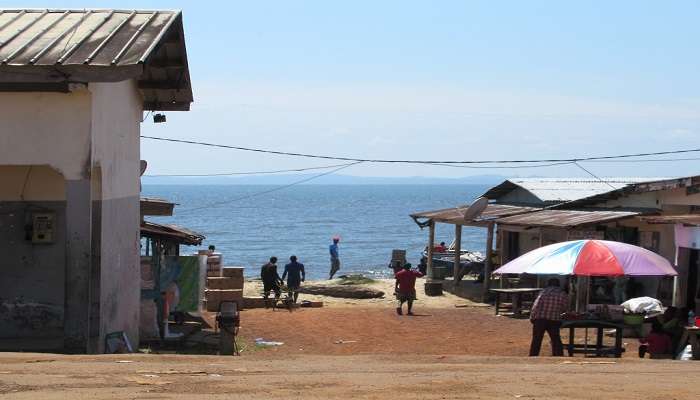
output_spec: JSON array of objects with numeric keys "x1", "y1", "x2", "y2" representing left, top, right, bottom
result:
[{"x1": 529, "y1": 278, "x2": 569, "y2": 356}]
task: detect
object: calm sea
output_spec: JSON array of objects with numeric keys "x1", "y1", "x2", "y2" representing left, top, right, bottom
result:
[{"x1": 142, "y1": 184, "x2": 488, "y2": 280}]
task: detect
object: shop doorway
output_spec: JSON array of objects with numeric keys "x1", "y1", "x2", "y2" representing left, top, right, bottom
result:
[{"x1": 687, "y1": 249, "x2": 699, "y2": 312}]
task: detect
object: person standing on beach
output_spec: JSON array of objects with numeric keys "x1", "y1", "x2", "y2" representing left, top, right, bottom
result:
[
  {"x1": 329, "y1": 237, "x2": 341, "y2": 279},
  {"x1": 282, "y1": 255, "x2": 305, "y2": 303},
  {"x1": 261, "y1": 256, "x2": 282, "y2": 304},
  {"x1": 529, "y1": 278, "x2": 568, "y2": 356},
  {"x1": 394, "y1": 263, "x2": 424, "y2": 316}
]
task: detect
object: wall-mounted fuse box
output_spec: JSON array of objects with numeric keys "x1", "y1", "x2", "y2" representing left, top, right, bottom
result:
[{"x1": 32, "y1": 213, "x2": 54, "y2": 243}]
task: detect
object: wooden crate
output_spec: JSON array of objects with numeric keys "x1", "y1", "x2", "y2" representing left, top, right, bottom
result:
[
  {"x1": 206, "y1": 276, "x2": 244, "y2": 290},
  {"x1": 205, "y1": 289, "x2": 243, "y2": 304},
  {"x1": 221, "y1": 266, "x2": 244, "y2": 279},
  {"x1": 391, "y1": 249, "x2": 406, "y2": 264}
]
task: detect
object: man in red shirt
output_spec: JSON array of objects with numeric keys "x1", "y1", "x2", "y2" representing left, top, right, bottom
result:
[
  {"x1": 529, "y1": 278, "x2": 569, "y2": 356},
  {"x1": 395, "y1": 263, "x2": 424, "y2": 316}
]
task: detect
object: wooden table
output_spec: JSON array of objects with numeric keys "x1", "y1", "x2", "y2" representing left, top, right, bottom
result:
[
  {"x1": 490, "y1": 288, "x2": 541, "y2": 317},
  {"x1": 676, "y1": 326, "x2": 700, "y2": 360},
  {"x1": 561, "y1": 320, "x2": 625, "y2": 358}
]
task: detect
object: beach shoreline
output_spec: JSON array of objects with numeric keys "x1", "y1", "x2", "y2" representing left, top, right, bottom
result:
[{"x1": 243, "y1": 277, "x2": 485, "y2": 309}]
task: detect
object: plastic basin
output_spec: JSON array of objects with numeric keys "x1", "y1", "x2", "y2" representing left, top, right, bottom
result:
[{"x1": 623, "y1": 314, "x2": 644, "y2": 326}]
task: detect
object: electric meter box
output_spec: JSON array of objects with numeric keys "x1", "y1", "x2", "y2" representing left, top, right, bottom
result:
[{"x1": 32, "y1": 213, "x2": 55, "y2": 244}]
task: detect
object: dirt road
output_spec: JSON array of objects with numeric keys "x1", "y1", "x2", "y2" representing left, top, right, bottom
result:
[
  {"x1": 236, "y1": 306, "x2": 532, "y2": 356},
  {"x1": 1, "y1": 280, "x2": 692, "y2": 399},
  {"x1": 0, "y1": 352, "x2": 695, "y2": 399}
]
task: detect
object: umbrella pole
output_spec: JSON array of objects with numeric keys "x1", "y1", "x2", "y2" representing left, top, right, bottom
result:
[
  {"x1": 584, "y1": 277, "x2": 590, "y2": 357},
  {"x1": 586, "y1": 277, "x2": 590, "y2": 307}
]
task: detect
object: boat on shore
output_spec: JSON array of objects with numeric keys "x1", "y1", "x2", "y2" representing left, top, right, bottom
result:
[{"x1": 423, "y1": 240, "x2": 485, "y2": 279}]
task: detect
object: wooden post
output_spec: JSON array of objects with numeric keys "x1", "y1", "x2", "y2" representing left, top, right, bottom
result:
[
  {"x1": 427, "y1": 220, "x2": 435, "y2": 280},
  {"x1": 482, "y1": 222, "x2": 495, "y2": 301},
  {"x1": 537, "y1": 229, "x2": 544, "y2": 288},
  {"x1": 453, "y1": 224, "x2": 462, "y2": 285}
]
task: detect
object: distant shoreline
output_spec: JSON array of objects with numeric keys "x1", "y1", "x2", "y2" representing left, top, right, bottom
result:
[{"x1": 141, "y1": 174, "x2": 505, "y2": 186}]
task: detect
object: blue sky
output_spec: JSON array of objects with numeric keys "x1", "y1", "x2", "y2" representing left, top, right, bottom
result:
[{"x1": 9, "y1": 1, "x2": 700, "y2": 178}]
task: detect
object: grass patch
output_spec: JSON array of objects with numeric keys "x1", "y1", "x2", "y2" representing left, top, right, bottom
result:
[{"x1": 336, "y1": 274, "x2": 377, "y2": 285}]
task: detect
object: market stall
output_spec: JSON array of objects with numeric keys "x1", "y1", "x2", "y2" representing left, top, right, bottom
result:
[{"x1": 493, "y1": 239, "x2": 678, "y2": 357}]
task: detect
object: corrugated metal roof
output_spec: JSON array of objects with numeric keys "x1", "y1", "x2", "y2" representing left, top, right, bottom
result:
[
  {"x1": 496, "y1": 209, "x2": 641, "y2": 228},
  {"x1": 141, "y1": 220, "x2": 204, "y2": 246},
  {"x1": 411, "y1": 204, "x2": 540, "y2": 226},
  {"x1": 483, "y1": 177, "x2": 664, "y2": 204},
  {"x1": 0, "y1": 9, "x2": 192, "y2": 111},
  {"x1": 640, "y1": 214, "x2": 700, "y2": 226},
  {"x1": 552, "y1": 175, "x2": 700, "y2": 208},
  {"x1": 140, "y1": 197, "x2": 175, "y2": 217}
]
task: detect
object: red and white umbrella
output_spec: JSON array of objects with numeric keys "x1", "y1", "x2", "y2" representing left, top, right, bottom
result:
[{"x1": 493, "y1": 240, "x2": 677, "y2": 276}]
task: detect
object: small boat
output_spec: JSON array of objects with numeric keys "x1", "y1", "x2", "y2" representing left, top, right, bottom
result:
[{"x1": 423, "y1": 240, "x2": 485, "y2": 279}]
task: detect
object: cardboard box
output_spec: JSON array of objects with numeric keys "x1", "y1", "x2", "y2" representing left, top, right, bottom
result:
[
  {"x1": 204, "y1": 299, "x2": 218, "y2": 312},
  {"x1": 205, "y1": 289, "x2": 243, "y2": 304},
  {"x1": 221, "y1": 267, "x2": 244, "y2": 279},
  {"x1": 207, "y1": 276, "x2": 244, "y2": 290}
]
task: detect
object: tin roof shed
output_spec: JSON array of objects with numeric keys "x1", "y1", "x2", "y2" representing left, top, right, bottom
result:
[
  {"x1": 0, "y1": 9, "x2": 192, "y2": 110},
  {"x1": 482, "y1": 177, "x2": 662, "y2": 205}
]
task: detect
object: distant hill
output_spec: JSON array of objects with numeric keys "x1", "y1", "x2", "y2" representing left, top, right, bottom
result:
[{"x1": 141, "y1": 174, "x2": 506, "y2": 185}]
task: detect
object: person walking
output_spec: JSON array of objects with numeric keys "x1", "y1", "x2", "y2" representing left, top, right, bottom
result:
[
  {"x1": 329, "y1": 237, "x2": 341, "y2": 279},
  {"x1": 529, "y1": 278, "x2": 569, "y2": 356},
  {"x1": 260, "y1": 256, "x2": 282, "y2": 305},
  {"x1": 394, "y1": 263, "x2": 424, "y2": 316},
  {"x1": 282, "y1": 255, "x2": 305, "y2": 303}
]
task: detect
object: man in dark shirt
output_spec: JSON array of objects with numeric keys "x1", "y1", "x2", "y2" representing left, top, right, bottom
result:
[
  {"x1": 282, "y1": 255, "x2": 305, "y2": 303},
  {"x1": 394, "y1": 263, "x2": 424, "y2": 316},
  {"x1": 529, "y1": 278, "x2": 568, "y2": 356},
  {"x1": 260, "y1": 256, "x2": 282, "y2": 305}
]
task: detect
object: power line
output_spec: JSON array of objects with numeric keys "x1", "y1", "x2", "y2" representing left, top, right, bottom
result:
[
  {"x1": 140, "y1": 157, "x2": 700, "y2": 177},
  {"x1": 581, "y1": 156, "x2": 700, "y2": 164},
  {"x1": 176, "y1": 162, "x2": 362, "y2": 213},
  {"x1": 573, "y1": 162, "x2": 618, "y2": 190},
  {"x1": 141, "y1": 135, "x2": 700, "y2": 165},
  {"x1": 429, "y1": 161, "x2": 574, "y2": 169},
  {"x1": 143, "y1": 162, "x2": 356, "y2": 177}
]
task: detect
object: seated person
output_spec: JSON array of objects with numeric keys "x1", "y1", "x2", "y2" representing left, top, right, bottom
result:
[
  {"x1": 639, "y1": 322, "x2": 672, "y2": 359},
  {"x1": 434, "y1": 242, "x2": 447, "y2": 253},
  {"x1": 656, "y1": 306, "x2": 684, "y2": 350}
]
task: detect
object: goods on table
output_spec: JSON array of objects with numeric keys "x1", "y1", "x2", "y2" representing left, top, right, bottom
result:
[{"x1": 621, "y1": 297, "x2": 663, "y2": 315}]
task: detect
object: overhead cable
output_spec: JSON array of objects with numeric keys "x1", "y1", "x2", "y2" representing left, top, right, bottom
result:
[
  {"x1": 141, "y1": 135, "x2": 700, "y2": 165},
  {"x1": 573, "y1": 162, "x2": 618, "y2": 190},
  {"x1": 176, "y1": 162, "x2": 362, "y2": 213},
  {"x1": 143, "y1": 162, "x2": 356, "y2": 177}
]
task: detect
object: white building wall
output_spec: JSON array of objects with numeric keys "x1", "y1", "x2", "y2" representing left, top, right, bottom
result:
[
  {"x1": 0, "y1": 83, "x2": 144, "y2": 351},
  {"x1": 0, "y1": 90, "x2": 92, "y2": 180},
  {"x1": 89, "y1": 81, "x2": 143, "y2": 349},
  {"x1": 0, "y1": 90, "x2": 93, "y2": 350}
]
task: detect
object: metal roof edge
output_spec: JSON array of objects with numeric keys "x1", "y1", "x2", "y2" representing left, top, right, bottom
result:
[
  {"x1": 0, "y1": 8, "x2": 182, "y2": 13},
  {"x1": 138, "y1": 10, "x2": 181, "y2": 64}
]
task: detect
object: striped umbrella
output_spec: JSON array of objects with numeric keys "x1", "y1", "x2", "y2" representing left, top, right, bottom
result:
[{"x1": 493, "y1": 240, "x2": 677, "y2": 276}]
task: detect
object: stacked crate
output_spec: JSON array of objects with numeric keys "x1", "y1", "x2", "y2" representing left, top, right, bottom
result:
[{"x1": 204, "y1": 266, "x2": 244, "y2": 312}]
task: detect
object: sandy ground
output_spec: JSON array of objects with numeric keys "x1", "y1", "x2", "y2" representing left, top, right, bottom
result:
[
  {"x1": 1, "y1": 278, "x2": 694, "y2": 399},
  {"x1": 243, "y1": 277, "x2": 479, "y2": 308},
  {"x1": 0, "y1": 353, "x2": 696, "y2": 399}
]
